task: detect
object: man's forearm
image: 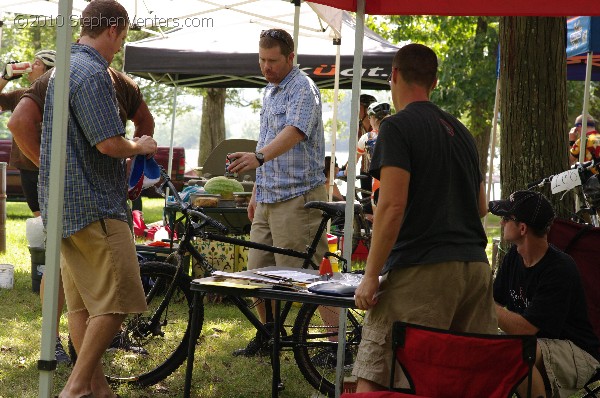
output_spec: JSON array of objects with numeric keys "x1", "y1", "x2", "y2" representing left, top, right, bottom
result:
[
  {"x1": 259, "y1": 125, "x2": 305, "y2": 162},
  {"x1": 495, "y1": 303, "x2": 539, "y2": 335}
]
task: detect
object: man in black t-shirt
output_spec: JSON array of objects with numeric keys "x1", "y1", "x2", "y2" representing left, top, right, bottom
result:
[
  {"x1": 352, "y1": 44, "x2": 497, "y2": 392},
  {"x1": 490, "y1": 190, "x2": 600, "y2": 398}
]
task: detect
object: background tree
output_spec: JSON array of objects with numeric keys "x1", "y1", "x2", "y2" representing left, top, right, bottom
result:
[
  {"x1": 369, "y1": 15, "x2": 499, "y2": 175},
  {"x1": 498, "y1": 17, "x2": 572, "y2": 256}
]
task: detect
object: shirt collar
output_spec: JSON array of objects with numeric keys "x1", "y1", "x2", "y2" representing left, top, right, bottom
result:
[{"x1": 71, "y1": 43, "x2": 110, "y2": 69}]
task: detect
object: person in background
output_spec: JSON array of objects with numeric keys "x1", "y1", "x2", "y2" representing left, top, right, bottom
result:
[
  {"x1": 490, "y1": 190, "x2": 600, "y2": 398},
  {"x1": 358, "y1": 102, "x2": 391, "y2": 214},
  {"x1": 0, "y1": 49, "x2": 56, "y2": 217},
  {"x1": 353, "y1": 43, "x2": 496, "y2": 392},
  {"x1": 27, "y1": 1, "x2": 156, "y2": 396},
  {"x1": 342, "y1": 93, "x2": 378, "y2": 213},
  {"x1": 226, "y1": 28, "x2": 328, "y2": 357},
  {"x1": 569, "y1": 114, "x2": 599, "y2": 166},
  {"x1": 0, "y1": 49, "x2": 74, "y2": 365},
  {"x1": 324, "y1": 155, "x2": 344, "y2": 201}
]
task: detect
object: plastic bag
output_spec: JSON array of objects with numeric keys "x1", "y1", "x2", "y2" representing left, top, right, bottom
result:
[{"x1": 25, "y1": 216, "x2": 45, "y2": 248}]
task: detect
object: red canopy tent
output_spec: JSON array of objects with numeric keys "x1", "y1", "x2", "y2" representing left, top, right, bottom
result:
[{"x1": 310, "y1": 0, "x2": 600, "y2": 16}]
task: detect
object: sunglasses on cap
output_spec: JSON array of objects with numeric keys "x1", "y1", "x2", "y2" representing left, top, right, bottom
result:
[{"x1": 260, "y1": 29, "x2": 293, "y2": 50}]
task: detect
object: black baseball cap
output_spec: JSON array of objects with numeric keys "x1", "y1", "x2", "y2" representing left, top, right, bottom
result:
[{"x1": 488, "y1": 191, "x2": 555, "y2": 230}]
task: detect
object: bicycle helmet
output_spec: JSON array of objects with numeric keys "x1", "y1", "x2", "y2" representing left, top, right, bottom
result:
[
  {"x1": 359, "y1": 94, "x2": 377, "y2": 107},
  {"x1": 367, "y1": 102, "x2": 391, "y2": 120},
  {"x1": 35, "y1": 50, "x2": 56, "y2": 68}
]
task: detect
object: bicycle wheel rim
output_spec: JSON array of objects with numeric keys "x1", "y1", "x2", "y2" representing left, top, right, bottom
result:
[
  {"x1": 103, "y1": 261, "x2": 203, "y2": 387},
  {"x1": 292, "y1": 303, "x2": 364, "y2": 397}
]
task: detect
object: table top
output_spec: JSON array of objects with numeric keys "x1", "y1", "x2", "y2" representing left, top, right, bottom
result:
[{"x1": 191, "y1": 266, "x2": 356, "y2": 308}]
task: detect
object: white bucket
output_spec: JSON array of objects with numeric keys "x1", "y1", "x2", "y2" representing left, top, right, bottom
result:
[{"x1": 0, "y1": 264, "x2": 14, "y2": 289}]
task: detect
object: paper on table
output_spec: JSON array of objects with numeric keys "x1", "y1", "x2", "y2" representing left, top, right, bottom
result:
[{"x1": 254, "y1": 270, "x2": 320, "y2": 284}]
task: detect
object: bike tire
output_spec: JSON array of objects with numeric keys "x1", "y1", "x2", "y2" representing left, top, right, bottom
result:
[
  {"x1": 101, "y1": 260, "x2": 202, "y2": 387},
  {"x1": 292, "y1": 303, "x2": 364, "y2": 397}
]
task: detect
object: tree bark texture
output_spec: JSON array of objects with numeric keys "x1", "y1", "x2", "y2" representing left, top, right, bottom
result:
[
  {"x1": 499, "y1": 17, "x2": 571, "y2": 206},
  {"x1": 498, "y1": 17, "x2": 571, "y2": 259},
  {"x1": 199, "y1": 88, "x2": 226, "y2": 167}
]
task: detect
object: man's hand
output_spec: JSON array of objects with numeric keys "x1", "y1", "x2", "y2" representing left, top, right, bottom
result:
[
  {"x1": 228, "y1": 151, "x2": 260, "y2": 174},
  {"x1": 354, "y1": 274, "x2": 380, "y2": 310},
  {"x1": 134, "y1": 135, "x2": 157, "y2": 157}
]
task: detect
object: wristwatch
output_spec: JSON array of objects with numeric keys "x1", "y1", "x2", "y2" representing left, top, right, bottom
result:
[{"x1": 255, "y1": 152, "x2": 265, "y2": 166}]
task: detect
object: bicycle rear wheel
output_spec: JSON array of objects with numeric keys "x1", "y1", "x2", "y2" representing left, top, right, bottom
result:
[
  {"x1": 292, "y1": 303, "x2": 364, "y2": 397},
  {"x1": 102, "y1": 260, "x2": 202, "y2": 387}
]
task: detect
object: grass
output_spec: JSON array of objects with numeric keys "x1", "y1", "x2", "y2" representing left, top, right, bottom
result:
[
  {"x1": 0, "y1": 199, "x2": 505, "y2": 397},
  {"x1": 0, "y1": 199, "x2": 318, "y2": 398}
]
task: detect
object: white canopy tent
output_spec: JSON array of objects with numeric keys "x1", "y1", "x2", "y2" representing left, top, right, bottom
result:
[{"x1": 0, "y1": 1, "x2": 373, "y2": 396}]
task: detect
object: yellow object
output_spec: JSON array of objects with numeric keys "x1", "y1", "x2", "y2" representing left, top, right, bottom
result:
[
  {"x1": 192, "y1": 235, "x2": 249, "y2": 277},
  {"x1": 330, "y1": 250, "x2": 341, "y2": 273}
]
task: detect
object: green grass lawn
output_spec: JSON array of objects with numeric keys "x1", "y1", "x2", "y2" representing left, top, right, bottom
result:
[
  {"x1": 0, "y1": 199, "x2": 318, "y2": 398},
  {"x1": 0, "y1": 199, "x2": 505, "y2": 397}
]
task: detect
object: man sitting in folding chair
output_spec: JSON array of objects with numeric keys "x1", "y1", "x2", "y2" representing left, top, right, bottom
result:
[{"x1": 490, "y1": 191, "x2": 600, "y2": 398}]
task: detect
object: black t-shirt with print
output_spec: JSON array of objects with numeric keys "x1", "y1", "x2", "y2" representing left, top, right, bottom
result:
[{"x1": 494, "y1": 244, "x2": 600, "y2": 361}]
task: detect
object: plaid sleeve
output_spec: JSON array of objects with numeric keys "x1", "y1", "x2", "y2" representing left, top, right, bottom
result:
[{"x1": 71, "y1": 71, "x2": 125, "y2": 146}]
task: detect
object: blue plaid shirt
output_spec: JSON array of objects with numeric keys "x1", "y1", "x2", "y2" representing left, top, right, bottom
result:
[
  {"x1": 40, "y1": 44, "x2": 128, "y2": 237},
  {"x1": 255, "y1": 66, "x2": 325, "y2": 203}
]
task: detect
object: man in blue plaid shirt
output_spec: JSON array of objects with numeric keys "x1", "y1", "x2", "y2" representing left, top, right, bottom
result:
[
  {"x1": 39, "y1": 1, "x2": 157, "y2": 397},
  {"x1": 227, "y1": 28, "x2": 328, "y2": 357}
]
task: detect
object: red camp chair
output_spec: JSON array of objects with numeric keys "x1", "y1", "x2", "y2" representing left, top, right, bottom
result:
[
  {"x1": 341, "y1": 321, "x2": 536, "y2": 398},
  {"x1": 547, "y1": 218, "x2": 600, "y2": 397},
  {"x1": 547, "y1": 218, "x2": 600, "y2": 341}
]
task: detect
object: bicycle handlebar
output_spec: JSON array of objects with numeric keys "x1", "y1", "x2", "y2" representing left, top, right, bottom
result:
[
  {"x1": 158, "y1": 168, "x2": 229, "y2": 235},
  {"x1": 527, "y1": 158, "x2": 600, "y2": 189}
]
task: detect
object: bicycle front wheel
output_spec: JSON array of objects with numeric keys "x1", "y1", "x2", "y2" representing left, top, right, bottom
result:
[
  {"x1": 103, "y1": 260, "x2": 203, "y2": 387},
  {"x1": 292, "y1": 303, "x2": 364, "y2": 397}
]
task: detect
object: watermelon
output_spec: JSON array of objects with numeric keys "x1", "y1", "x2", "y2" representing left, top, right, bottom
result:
[{"x1": 203, "y1": 176, "x2": 244, "y2": 200}]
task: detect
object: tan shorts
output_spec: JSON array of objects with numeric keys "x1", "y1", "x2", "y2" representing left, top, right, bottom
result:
[
  {"x1": 353, "y1": 261, "x2": 498, "y2": 388},
  {"x1": 248, "y1": 185, "x2": 328, "y2": 270},
  {"x1": 61, "y1": 219, "x2": 147, "y2": 319},
  {"x1": 538, "y1": 338, "x2": 600, "y2": 398}
]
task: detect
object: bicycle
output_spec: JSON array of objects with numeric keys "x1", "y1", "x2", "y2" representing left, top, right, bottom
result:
[
  {"x1": 99, "y1": 169, "x2": 365, "y2": 397},
  {"x1": 527, "y1": 158, "x2": 600, "y2": 227}
]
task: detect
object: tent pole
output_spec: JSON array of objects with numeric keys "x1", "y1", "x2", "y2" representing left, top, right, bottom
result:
[
  {"x1": 328, "y1": 38, "x2": 341, "y2": 203},
  {"x1": 337, "y1": 3, "x2": 365, "y2": 397},
  {"x1": 483, "y1": 78, "x2": 500, "y2": 229},
  {"x1": 164, "y1": 84, "x2": 178, "y2": 217},
  {"x1": 293, "y1": 0, "x2": 300, "y2": 65},
  {"x1": 576, "y1": 52, "x2": 593, "y2": 211},
  {"x1": 39, "y1": 0, "x2": 73, "y2": 397}
]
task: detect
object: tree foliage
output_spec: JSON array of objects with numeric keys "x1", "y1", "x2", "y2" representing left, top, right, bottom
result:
[{"x1": 367, "y1": 15, "x2": 499, "y2": 174}]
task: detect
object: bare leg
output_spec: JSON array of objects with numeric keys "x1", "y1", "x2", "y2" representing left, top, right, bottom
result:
[
  {"x1": 356, "y1": 377, "x2": 386, "y2": 392},
  {"x1": 40, "y1": 272, "x2": 66, "y2": 336},
  {"x1": 60, "y1": 311, "x2": 125, "y2": 398},
  {"x1": 517, "y1": 344, "x2": 547, "y2": 398}
]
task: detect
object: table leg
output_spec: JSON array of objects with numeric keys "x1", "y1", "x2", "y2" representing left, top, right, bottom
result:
[{"x1": 184, "y1": 291, "x2": 202, "y2": 398}]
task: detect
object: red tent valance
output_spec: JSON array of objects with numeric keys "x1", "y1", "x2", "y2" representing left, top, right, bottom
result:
[{"x1": 310, "y1": 0, "x2": 600, "y2": 17}]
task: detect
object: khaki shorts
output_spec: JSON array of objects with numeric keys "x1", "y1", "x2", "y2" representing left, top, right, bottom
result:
[
  {"x1": 61, "y1": 219, "x2": 147, "y2": 319},
  {"x1": 353, "y1": 261, "x2": 498, "y2": 388},
  {"x1": 248, "y1": 185, "x2": 328, "y2": 270},
  {"x1": 538, "y1": 338, "x2": 600, "y2": 398}
]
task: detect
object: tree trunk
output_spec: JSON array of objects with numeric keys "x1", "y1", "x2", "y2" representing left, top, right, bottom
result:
[
  {"x1": 471, "y1": 17, "x2": 494, "y2": 177},
  {"x1": 498, "y1": 17, "x2": 570, "y2": 256},
  {"x1": 198, "y1": 88, "x2": 226, "y2": 167}
]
